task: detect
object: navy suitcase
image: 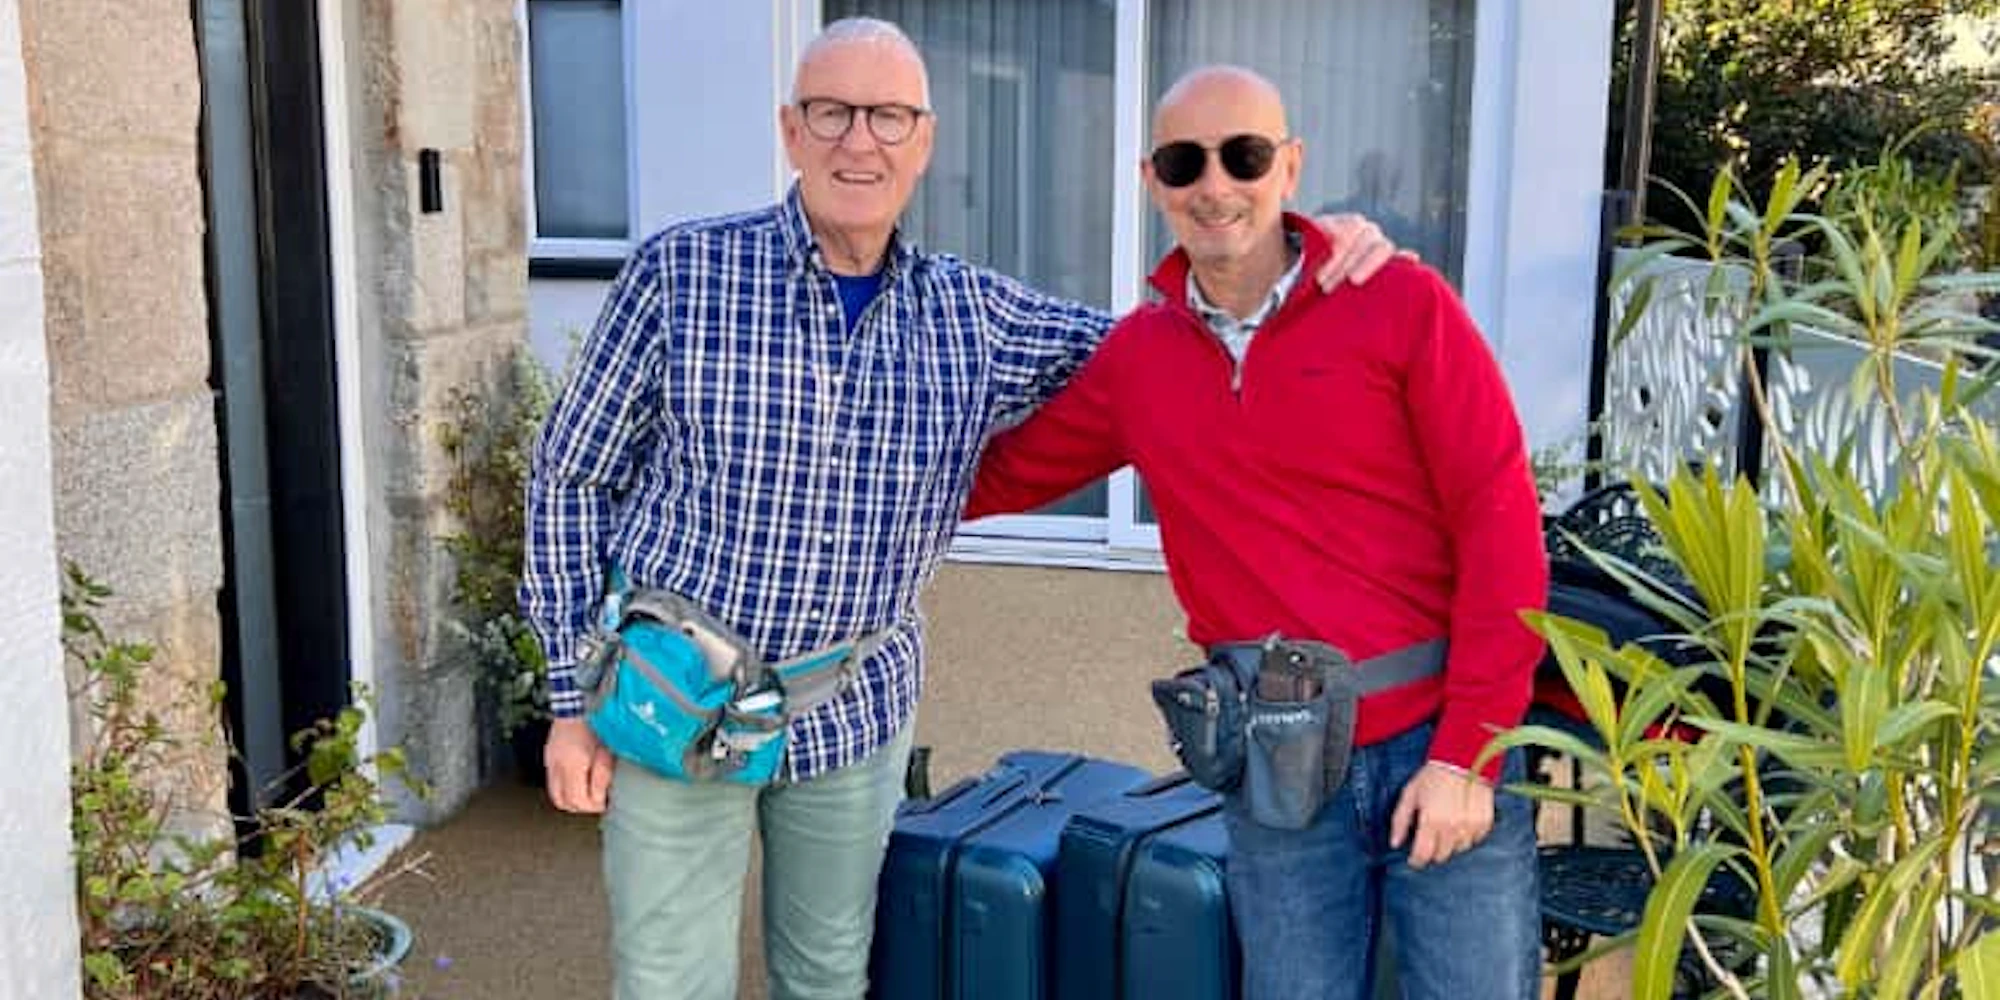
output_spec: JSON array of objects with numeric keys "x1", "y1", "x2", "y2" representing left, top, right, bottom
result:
[
  {"x1": 870, "y1": 750, "x2": 1153, "y2": 1000},
  {"x1": 1056, "y1": 774, "x2": 1235, "y2": 1000},
  {"x1": 1123, "y1": 807, "x2": 1237, "y2": 999}
]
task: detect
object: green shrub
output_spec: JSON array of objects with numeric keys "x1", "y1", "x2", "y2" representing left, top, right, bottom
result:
[{"x1": 67, "y1": 565, "x2": 422, "y2": 999}]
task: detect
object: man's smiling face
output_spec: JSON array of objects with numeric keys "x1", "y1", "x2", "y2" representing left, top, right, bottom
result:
[{"x1": 781, "y1": 38, "x2": 935, "y2": 254}]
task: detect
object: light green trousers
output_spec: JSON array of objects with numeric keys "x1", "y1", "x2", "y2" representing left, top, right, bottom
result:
[{"x1": 602, "y1": 726, "x2": 914, "y2": 1000}]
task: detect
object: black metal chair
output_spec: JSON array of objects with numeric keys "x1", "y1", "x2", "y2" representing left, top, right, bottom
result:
[
  {"x1": 1539, "y1": 843, "x2": 1758, "y2": 1000},
  {"x1": 1531, "y1": 483, "x2": 1760, "y2": 1000}
]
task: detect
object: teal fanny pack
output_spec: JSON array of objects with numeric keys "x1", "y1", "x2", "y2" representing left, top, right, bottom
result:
[{"x1": 579, "y1": 581, "x2": 887, "y2": 786}]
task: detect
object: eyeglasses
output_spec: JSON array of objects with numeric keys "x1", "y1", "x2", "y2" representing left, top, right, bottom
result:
[
  {"x1": 1148, "y1": 134, "x2": 1288, "y2": 189},
  {"x1": 796, "y1": 98, "x2": 931, "y2": 146}
]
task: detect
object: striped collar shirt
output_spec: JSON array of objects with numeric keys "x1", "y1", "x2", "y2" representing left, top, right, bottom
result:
[
  {"x1": 1186, "y1": 232, "x2": 1305, "y2": 361},
  {"x1": 521, "y1": 184, "x2": 1112, "y2": 780}
]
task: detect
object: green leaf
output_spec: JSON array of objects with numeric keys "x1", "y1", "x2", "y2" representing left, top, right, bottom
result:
[
  {"x1": 1618, "y1": 668, "x2": 1702, "y2": 750},
  {"x1": 1489, "y1": 723, "x2": 1609, "y2": 774},
  {"x1": 1873, "y1": 700, "x2": 1960, "y2": 752},
  {"x1": 1742, "y1": 300, "x2": 1860, "y2": 340},
  {"x1": 1611, "y1": 242, "x2": 1693, "y2": 288},
  {"x1": 1685, "y1": 718, "x2": 1846, "y2": 771},
  {"x1": 1892, "y1": 218, "x2": 1924, "y2": 310},
  {"x1": 1706, "y1": 172, "x2": 1733, "y2": 246},
  {"x1": 1763, "y1": 158, "x2": 1800, "y2": 237},
  {"x1": 1959, "y1": 930, "x2": 2000, "y2": 1000},
  {"x1": 1724, "y1": 199, "x2": 1765, "y2": 241},
  {"x1": 1772, "y1": 823, "x2": 1841, "y2": 901},
  {"x1": 1835, "y1": 836, "x2": 1948, "y2": 989},
  {"x1": 1633, "y1": 844, "x2": 1739, "y2": 1000},
  {"x1": 1613, "y1": 276, "x2": 1658, "y2": 350},
  {"x1": 1787, "y1": 855, "x2": 1867, "y2": 917},
  {"x1": 1835, "y1": 631, "x2": 1894, "y2": 773},
  {"x1": 1875, "y1": 878, "x2": 1942, "y2": 1000}
]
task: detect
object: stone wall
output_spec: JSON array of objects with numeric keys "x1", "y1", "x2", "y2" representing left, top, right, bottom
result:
[
  {"x1": 0, "y1": 0, "x2": 81, "y2": 991},
  {"x1": 344, "y1": 0, "x2": 528, "y2": 820},
  {"x1": 20, "y1": 0, "x2": 228, "y2": 818}
]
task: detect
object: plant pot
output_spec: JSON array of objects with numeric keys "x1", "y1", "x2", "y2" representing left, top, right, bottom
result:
[
  {"x1": 510, "y1": 717, "x2": 551, "y2": 788},
  {"x1": 292, "y1": 906, "x2": 413, "y2": 999},
  {"x1": 348, "y1": 905, "x2": 414, "y2": 997}
]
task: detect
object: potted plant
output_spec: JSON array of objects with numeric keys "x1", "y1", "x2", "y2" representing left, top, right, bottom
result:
[
  {"x1": 440, "y1": 348, "x2": 557, "y2": 784},
  {"x1": 1501, "y1": 157, "x2": 2000, "y2": 998},
  {"x1": 66, "y1": 565, "x2": 424, "y2": 998}
]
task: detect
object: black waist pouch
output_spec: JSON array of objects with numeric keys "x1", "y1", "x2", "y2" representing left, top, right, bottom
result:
[
  {"x1": 1245, "y1": 641, "x2": 1357, "y2": 829},
  {"x1": 1149, "y1": 654, "x2": 1252, "y2": 793},
  {"x1": 1154, "y1": 637, "x2": 1438, "y2": 830}
]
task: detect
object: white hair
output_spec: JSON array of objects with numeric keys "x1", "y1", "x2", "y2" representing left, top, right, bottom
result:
[{"x1": 793, "y1": 17, "x2": 932, "y2": 108}]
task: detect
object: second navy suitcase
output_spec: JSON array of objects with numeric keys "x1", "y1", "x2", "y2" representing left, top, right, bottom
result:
[
  {"x1": 1055, "y1": 774, "x2": 1235, "y2": 1000},
  {"x1": 870, "y1": 750, "x2": 1153, "y2": 1000}
]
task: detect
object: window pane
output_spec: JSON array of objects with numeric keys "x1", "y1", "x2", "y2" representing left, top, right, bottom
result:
[
  {"x1": 824, "y1": 1, "x2": 1114, "y2": 308},
  {"x1": 828, "y1": 1, "x2": 1116, "y2": 518},
  {"x1": 1147, "y1": 0, "x2": 1475, "y2": 282},
  {"x1": 528, "y1": 0, "x2": 628, "y2": 240},
  {"x1": 1037, "y1": 479, "x2": 1108, "y2": 518}
]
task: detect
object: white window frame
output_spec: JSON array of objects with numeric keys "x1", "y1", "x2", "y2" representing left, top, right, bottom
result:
[
  {"x1": 518, "y1": 0, "x2": 639, "y2": 263},
  {"x1": 950, "y1": 1, "x2": 1159, "y2": 569}
]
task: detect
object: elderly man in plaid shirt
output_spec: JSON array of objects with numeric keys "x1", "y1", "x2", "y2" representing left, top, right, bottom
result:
[{"x1": 520, "y1": 17, "x2": 1397, "y2": 1000}]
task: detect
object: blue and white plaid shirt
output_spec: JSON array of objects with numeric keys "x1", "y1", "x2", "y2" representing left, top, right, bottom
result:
[{"x1": 521, "y1": 185, "x2": 1112, "y2": 781}]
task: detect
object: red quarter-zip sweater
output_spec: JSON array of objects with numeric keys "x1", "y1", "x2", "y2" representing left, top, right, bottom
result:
[{"x1": 966, "y1": 216, "x2": 1548, "y2": 778}]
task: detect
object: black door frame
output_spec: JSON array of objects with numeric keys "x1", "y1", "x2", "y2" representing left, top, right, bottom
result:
[{"x1": 196, "y1": 0, "x2": 352, "y2": 811}]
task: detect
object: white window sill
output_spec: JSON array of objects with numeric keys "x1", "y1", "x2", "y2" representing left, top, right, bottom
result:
[{"x1": 946, "y1": 535, "x2": 1166, "y2": 573}]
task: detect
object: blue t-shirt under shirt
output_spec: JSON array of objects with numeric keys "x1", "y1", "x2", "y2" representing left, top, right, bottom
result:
[{"x1": 832, "y1": 269, "x2": 886, "y2": 332}]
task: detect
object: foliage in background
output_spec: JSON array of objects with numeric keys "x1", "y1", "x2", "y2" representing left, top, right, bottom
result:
[
  {"x1": 1823, "y1": 138, "x2": 1970, "y2": 271},
  {"x1": 1500, "y1": 159, "x2": 2000, "y2": 997},
  {"x1": 1532, "y1": 421, "x2": 1613, "y2": 509},
  {"x1": 68, "y1": 565, "x2": 421, "y2": 999},
  {"x1": 439, "y1": 348, "x2": 557, "y2": 738},
  {"x1": 1611, "y1": 0, "x2": 2000, "y2": 238}
]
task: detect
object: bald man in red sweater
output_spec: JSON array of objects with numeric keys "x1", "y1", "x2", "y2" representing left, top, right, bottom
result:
[{"x1": 966, "y1": 66, "x2": 1548, "y2": 1000}]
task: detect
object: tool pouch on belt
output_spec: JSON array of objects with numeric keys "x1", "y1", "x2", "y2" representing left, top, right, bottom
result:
[
  {"x1": 1149, "y1": 655, "x2": 1252, "y2": 793},
  {"x1": 1153, "y1": 636, "x2": 1444, "y2": 831},
  {"x1": 1243, "y1": 639, "x2": 1354, "y2": 831}
]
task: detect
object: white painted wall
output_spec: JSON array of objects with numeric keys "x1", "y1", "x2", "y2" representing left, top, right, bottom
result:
[
  {"x1": 1461, "y1": 0, "x2": 1617, "y2": 453},
  {"x1": 529, "y1": 278, "x2": 607, "y2": 372},
  {"x1": 0, "y1": 0, "x2": 83, "y2": 994}
]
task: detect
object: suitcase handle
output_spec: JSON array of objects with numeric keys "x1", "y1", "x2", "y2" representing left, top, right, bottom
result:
[
  {"x1": 901, "y1": 763, "x2": 1031, "y2": 815},
  {"x1": 1128, "y1": 771, "x2": 1197, "y2": 796}
]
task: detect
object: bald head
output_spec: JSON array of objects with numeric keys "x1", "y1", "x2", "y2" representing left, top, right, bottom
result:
[
  {"x1": 794, "y1": 17, "x2": 931, "y2": 108},
  {"x1": 1153, "y1": 65, "x2": 1287, "y2": 145},
  {"x1": 1143, "y1": 64, "x2": 1301, "y2": 289}
]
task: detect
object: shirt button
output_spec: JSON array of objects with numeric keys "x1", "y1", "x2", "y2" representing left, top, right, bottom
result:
[
  {"x1": 821, "y1": 533, "x2": 836, "y2": 545},
  {"x1": 808, "y1": 608, "x2": 824, "y2": 621}
]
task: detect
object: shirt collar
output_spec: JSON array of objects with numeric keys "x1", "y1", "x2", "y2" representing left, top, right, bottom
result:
[
  {"x1": 1186, "y1": 229, "x2": 1304, "y2": 331},
  {"x1": 1148, "y1": 213, "x2": 1330, "y2": 311},
  {"x1": 780, "y1": 181, "x2": 918, "y2": 276}
]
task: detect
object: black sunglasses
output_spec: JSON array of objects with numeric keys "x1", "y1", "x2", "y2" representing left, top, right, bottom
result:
[{"x1": 1149, "y1": 134, "x2": 1286, "y2": 189}]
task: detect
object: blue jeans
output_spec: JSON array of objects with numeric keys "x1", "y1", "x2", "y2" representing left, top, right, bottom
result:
[{"x1": 1224, "y1": 722, "x2": 1540, "y2": 1000}]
